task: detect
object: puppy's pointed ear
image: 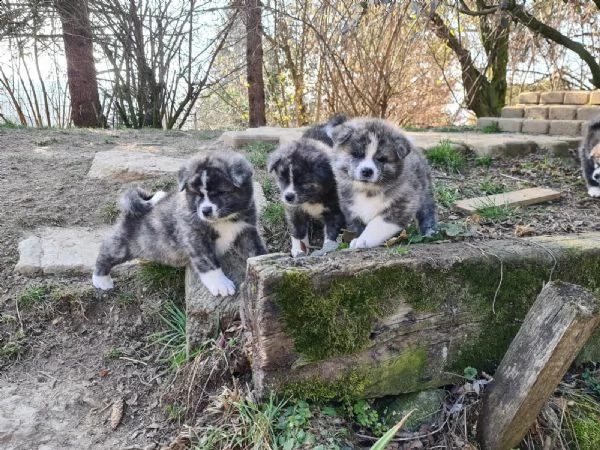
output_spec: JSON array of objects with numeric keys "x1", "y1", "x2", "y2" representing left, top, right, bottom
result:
[
  {"x1": 393, "y1": 136, "x2": 412, "y2": 159},
  {"x1": 177, "y1": 166, "x2": 189, "y2": 191},
  {"x1": 229, "y1": 157, "x2": 254, "y2": 188},
  {"x1": 330, "y1": 124, "x2": 353, "y2": 145},
  {"x1": 267, "y1": 151, "x2": 282, "y2": 174}
]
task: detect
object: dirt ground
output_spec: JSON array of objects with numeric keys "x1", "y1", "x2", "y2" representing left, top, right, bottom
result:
[{"x1": 0, "y1": 126, "x2": 599, "y2": 450}]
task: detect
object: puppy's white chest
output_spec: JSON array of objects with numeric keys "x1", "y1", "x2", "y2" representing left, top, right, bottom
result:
[
  {"x1": 350, "y1": 191, "x2": 388, "y2": 223},
  {"x1": 214, "y1": 221, "x2": 248, "y2": 256}
]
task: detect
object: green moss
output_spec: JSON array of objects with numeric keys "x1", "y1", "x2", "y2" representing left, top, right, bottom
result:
[
  {"x1": 572, "y1": 417, "x2": 600, "y2": 450},
  {"x1": 281, "y1": 348, "x2": 428, "y2": 402},
  {"x1": 274, "y1": 268, "x2": 443, "y2": 361}
]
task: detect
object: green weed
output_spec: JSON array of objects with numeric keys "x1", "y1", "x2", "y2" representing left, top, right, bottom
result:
[
  {"x1": 351, "y1": 399, "x2": 385, "y2": 436},
  {"x1": 261, "y1": 202, "x2": 286, "y2": 227},
  {"x1": 480, "y1": 121, "x2": 500, "y2": 133},
  {"x1": 17, "y1": 284, "x2": 48, "y2": 309},
  {"x1": 0, "y1": 329, "x2": 27, "y2": 362},
  {"x1": 136, "y1": 262, "x2": 185, "y2": 300},
  {"x1": 105, "y1": 347, "x2": 127, "y2": 359},
  {"x1": 147, "y1": 301, "x2": 187, "y2": 368},
  {"x1": 116, "y1": 292, "x2": 137, "y2": 307},
  {"x1": 426, "y1": 140, "x2": 466, "y2": 173},
  {"x1": 244, "y1": 141, "x2": 277, "y2": 170},
  {"x1": 261, "y1": 178, "x2": 275, "y2": 198},
  {"x1": 477, "y1": 179, "x2": 506, "y2": 195},
  {"x1": 166, "y1": 404, "x2": 185, "y2": 423},
  {"x1": 475, "y1": 198, "x2": 518, "y2": 221},
  {"x1": 100, "y1": 201, "x2": 120, "y2": 224},
  {"x1": 149, "y1": 178, "x2": 177, "y2": 192},
  {"x1": 475, "y1": 155, "x2": 493, "y2": 168},
  {"x1": 434, "y1": 184, "x2": 461, "y2": 207}
]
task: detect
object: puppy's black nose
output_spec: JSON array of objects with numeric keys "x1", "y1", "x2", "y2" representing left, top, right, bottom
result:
[
  {"x1": 361, "y1": 167, "x2": 374, "y2": 178},
  {"x1": 594, "y1": 173, "x2": 600, "y2": 180},
  {"x1": 201, "y1": 206, "x2": 213, "y2": 217},
  {"x1": 284, "y1": 192, "x2": 296, "y2": 202}
]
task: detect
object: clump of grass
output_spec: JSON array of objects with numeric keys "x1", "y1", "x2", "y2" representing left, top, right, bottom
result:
[
  {"x1": 244, "y1": 141, "x2": 277, "y2": 170},
  {"x1": 100, "y1": 201, "x2": 120, "y2": 224},
  {"x1": 17, "y1": 283, "x2": 49, "y2": 309},
  {"x1": 116, "y1": 292, "x2": 137, "y2": 307},
  {"x1": 480, "y1": 121, "x2": 500, "y2": 133},
  {"x1": 105, "y1": 347, "x2": 127, "y2": 359},
  {"x1": 17, "y1": 282, "x2": 89, "y2": 316},
  {"x1": 0, "y1": 329, "x2": 27, "y2": 362},
  {"x1": 475, "y1": 198, "x2": 518, "y2": 221},
  {"x1": 261, "y1": 178, "x2": 275, "y2": 198},
  {"x1": 477, "y1": 179, "x2": 507, "y2": 195},
  {"x1": 475, "y1": 155, "x2": 493, "y2": 168},
  {"x1": 136, "y1": 262, "x2": 185, "y2": 300},
  {"x1": 426, "y1": 140, "x2": 466, "y2": 173},
  {"x1": 434, "y1": 184, "x2": 461, "y2": 207},
  {"x1": 147, "y1": 301, "x2": 187, "y2": 368},
  {"x1": 166, "y1": 404, "x2": 185, "y2": 423},
  {"x1": 261, "y1": 202, "x2": 286, "y2": 227},
  {"x1": 35, "y1": 138, "x2": 59, "y2": 147},
  {"x1": 148, "y1": 178, "x2": 177, "y2": 192}
]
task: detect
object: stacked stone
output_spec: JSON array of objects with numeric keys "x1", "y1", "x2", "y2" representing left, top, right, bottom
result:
[{"x1": 477, "y1": 90, "x2": 600, "y2": 136}]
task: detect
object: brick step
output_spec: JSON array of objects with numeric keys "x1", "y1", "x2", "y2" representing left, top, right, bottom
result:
[
  {"x1": 500, "y1": 105, "x2": 600, "y2": 121},
  {"x1": 477, "y1": 117, "x2": 589, "y2": 137},
  {"x1": 518, "y1": 90, "x2": 600, "y2": 105}
]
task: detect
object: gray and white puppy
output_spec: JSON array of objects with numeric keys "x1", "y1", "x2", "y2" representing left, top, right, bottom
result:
[
  {"x1": 329, "y1": 117, "x2": 437, "y2": 249},
  {"x1": 579, "y1": 116, "x2": 600, "y2": 198},
  {"x1": 267, "y1": 137, "x2": 345, "y2": 257},
  {"x1": 301, "y1": 114, "x2": 348, "y2": 147},
  {"x1": 92, "y1": 151, "x2": 267, "y2": 296}
]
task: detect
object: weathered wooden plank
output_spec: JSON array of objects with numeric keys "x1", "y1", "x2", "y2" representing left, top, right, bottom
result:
[
  {"x1": 478, "y1": 281, "x2": 600, "y2": 450},
  {"x1": 453, "y1": 187, "x2": 561, "y2": 213},
  {"x1": 242, "y1": 233, "x2": 600, "y2": 401}
]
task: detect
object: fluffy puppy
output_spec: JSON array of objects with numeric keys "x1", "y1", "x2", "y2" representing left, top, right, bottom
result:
[
  {"x1": 267, "y1": 138, "x2": 345, "y2": 257},
  {"x1": 579, "y1": 117, "x2": 600, "y2": 198},
  {"x1": 301, "y1": 114, "x2": 348, "y2": 146},
  {"x1": 329, "y1": 117, "x2": 437, "y2": 249},
  {"x1": 92, "y1": 152, "x2": 267, "y2": 296}
]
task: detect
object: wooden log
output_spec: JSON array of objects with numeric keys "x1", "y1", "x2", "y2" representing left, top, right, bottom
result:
[
  {"x1": 478, "y1": 281, "x2": 600, "y2": 450},
  {"x1": 453, "y1": 187, "x2": 561, "y2": 213}
]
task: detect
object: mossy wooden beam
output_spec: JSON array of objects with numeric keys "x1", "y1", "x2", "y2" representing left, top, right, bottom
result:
[
  {"x1": 242, "y1": 233, "x2": 600, "y2": 401},
  {"x1": 478, "y1": 281, "x2": 600, "y2": 450}
]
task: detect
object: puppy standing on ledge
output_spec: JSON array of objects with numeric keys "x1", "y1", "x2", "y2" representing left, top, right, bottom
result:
[
  {"x1": 92, "y1": 152, "x2": 267, "y2": 296},
  {"x1": 329, "y1": 117, "x2": 437, "y2": 249},
  {"x1": 579, "y1": 116, "x2": 600, "y2": 198}
]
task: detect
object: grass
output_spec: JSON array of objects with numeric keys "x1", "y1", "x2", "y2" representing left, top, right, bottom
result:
[
  {"x1": 148, "y1": 178, "x2": 178, "y2": 192},
  {"x1": 261, "y1": 178, "x2": 275, "y2": 198},
  {"x1": 136, "y1": 262, "x2": 185, "y2": 300},
  {"x1": 100, "y1": 201, "x2": 120, "y2": 224},
  {"x1": 35, "y1": 138, "x2": 59, "y2": 146},
  {"x1": 0, "y1": 329, "x2": 27, "y2": 362},
  {"x1": 480, "y1": 121, "x2": 500, "y2": 133},
  {"x1": 147, "y1": 301, "x2": 187, "y2": 368},
  {"x1": 475, "y1": 198, "x2": 519, "y2": 221},
  {"x1": 243, "y1": 141, "x2": 277, "y2": 170},
  {"x1": 261, "y1": 202, "x2": 286, "y2": 227},
  {"x1": 477, "y1": 179, "x2": 507, "y2": 195},
  {"x1": 17, "y1": 283, "x2": 49, "y2": 309},
  {"x1": 475, "y1": 155, "x2": 494, "y2": 168},
  {"x1": 426, "y1": 139, "x2": 466, "y2": 173},
  {"x1": 434, "y1": 184, "x2": 461, "y2": 207}
]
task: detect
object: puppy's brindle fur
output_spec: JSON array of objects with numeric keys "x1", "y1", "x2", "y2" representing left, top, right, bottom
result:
[
  {"x1": 330, "y1": 117, "x2": 437, "y2": 249},
  {"x1": 579, "y1": 116, "x2": 600, "y2": 198},
  {"x1": 301, "y1": 114, "x2": 348, "y2": 147},
  {"x1": 267, "y1": 138, "x2": 345, "y2": 256},
  {"x1": 92, "y1": 152, "x2": 267, "y2": 296}
]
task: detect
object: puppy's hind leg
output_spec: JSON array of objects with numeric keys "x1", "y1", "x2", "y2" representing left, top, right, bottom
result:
[{"x1": 416, "y1": 195, "x2": 438, "y2": 237}]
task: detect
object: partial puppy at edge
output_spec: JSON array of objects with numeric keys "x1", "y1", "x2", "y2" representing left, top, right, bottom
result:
[
  {"x1": 328, "y1": 116, "x2": 437, "y2": 249},
  {"x1": 579, "y1": 116, "x2": 600, "y2": 198},
  {"x1": 92, "y1": 151, "x2": 267, "y2": 297}
]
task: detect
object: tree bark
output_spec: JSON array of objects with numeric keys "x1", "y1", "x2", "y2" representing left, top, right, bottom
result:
[
  {"x1": 55, "y1": 0, "x2": 103, "y2": 127},
  {"x1": 245, "y1": 0, "x2": 266, "y2": 127}
]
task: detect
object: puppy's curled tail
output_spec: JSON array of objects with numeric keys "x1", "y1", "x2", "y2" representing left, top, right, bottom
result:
[{"x1": 119, "y1": 187, "x2": 167, "y2": 217}]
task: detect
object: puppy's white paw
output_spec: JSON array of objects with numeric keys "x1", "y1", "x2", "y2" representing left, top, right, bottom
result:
[
  {"x1": 350, "y1": 237, "x2": 368, "y2": 249},
  {"x1": 150, "y1": 191, "x2": 168, "y2": 205},
  {"x1": 290, "y1": 236, "x2": 309, "y2": 257},
  {"x1": 92, "y1": 274, "x2": 114, "y2": 290},
  {"x1": 588, "y1": 186, "x2": 600, "y2": 198},
  {"x1": 199, "y1": 269, "x2": 236, "y2": 297}
]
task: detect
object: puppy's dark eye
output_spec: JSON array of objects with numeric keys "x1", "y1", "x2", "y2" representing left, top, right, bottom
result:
[
  {"x1": 376, "y1": 155, "x2": 388, "y2": 163},
  {"x1": 351, "y1": 149, "x2": 364, "y2": 158}
]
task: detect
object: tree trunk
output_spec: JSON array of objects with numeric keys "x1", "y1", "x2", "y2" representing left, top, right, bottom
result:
[
  {"x1": 245, "y1": 0, "x2": 266, "y2": 127},
  {"x1": 55, "y1": 0, "x2": 103, "y2": 127}
]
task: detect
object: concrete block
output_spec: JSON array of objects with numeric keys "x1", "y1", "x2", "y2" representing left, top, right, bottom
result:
[
  {"x1": 549, "y1": 120, "x2": 583, "y2": 136},
  {"x1": 540, "y1": 91, "x2": 565, "y2": 104},
  {"x1": 524, "y1": 106, "x2": 549, "y2": 120},
  {"x1": 564, "y1": 91, "x2": 590, "y2": 105},
  {"x1": 583, "y1": 121, "x2": 590, "y2": 138},
  {"x1": 496, "y1": 118, "x2": 522, "y2": 133},
  {"x1": 548, "y1": 106, "x2": 577, "y2": 121},
  {"x1": 589, "y1": 91, "x2": 600, "y2": 105},
  {"x1": 501, "y1": 107, "x2": 524, "y2": 119},
  {"x1": 577, "y1": 106, "x2": 600, "y2": 121},
  {"x1": 476, "y1": 117, "x2": 499, "y2": 130},
  {"x1": 518, "y1": 92, "x2": 540, "y2": 104},
  {"x1": 244, "y1": 233, "x2": 600, "y2": 400},
  {"x1": 87, "y1": 150, "x2": 184, "y2": 180},
  {"x1": 521, "y1": 119, "x2": 550, "y2": 134}
]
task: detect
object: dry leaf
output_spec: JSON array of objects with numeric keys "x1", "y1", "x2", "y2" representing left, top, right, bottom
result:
[
  {"x1": 110, "y1": 397, "x2": 124, "y2": 430},
  {"x1": 99, "y1": 368, "x2": 110, "y2": 378},
  {"x1": 515, "y1": 224, "x2": 534, "y2": 237},
  {"x1": 468, "y1": 214, "x2": 481, "y2": 224}
]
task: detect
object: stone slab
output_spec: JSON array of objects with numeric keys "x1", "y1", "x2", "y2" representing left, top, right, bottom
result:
[
  {"x1": 549, "y1": 120, "x2": 583, "y2": 136},
  {"x1": 589, "y1": 91, "x2": 600, "y2": 105},
  {"x1": 476, "y1": 117, "x2": 500, "y2": 130},
  {"x1": 577, "y1": 106, "x2": 600, "y2": 122},
  {"x1": 87, "y1": 150, "x2": 185, "y2": 180},
  {"x1": 540, "y1": 91, "x2": 565, "y2": 105},
  {"x1": 521, "y1": 119, "x2": 550, "y2": 134},
  {"x1": 563, "y1": 91, "x2": 590, "y2": 105},
  {"x1": 243, "y1": 233, "x2": 600, "y2": 400},
  {"x1": 518, "y1": 92, "x2": 540, "y2": 104},
  {"x1": 523, "y1": 106, "x2": 549, "y2": 120},
  {"x1": 548, "y1": 106, "x2": 577, "y2": 121},
  {"x1": 220, "y1": 127, "x2": 304, "y2": 149},
  {"x1": 15, "y1": 227, "x2": 109, "y2": 275},
  {"x1": 500, "y1": 107, "x2": 524, "y2": 119},
  {"x1": 453, "y1": 187, "x2": 561, "y2": 213},
  {"x1": 496, "y1": 118, "x2": 523, "y2": 133}
]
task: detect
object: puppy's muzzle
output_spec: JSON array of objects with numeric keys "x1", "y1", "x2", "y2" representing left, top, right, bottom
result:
[
  {"x1": 284, "y1": 192, "x2": 297, "y2": 203},
  {"x1": 201, "y1": 206, "x2": 214, "y2": 218},
  {"x1": 361, "y1": 167, "x2": 374, "y2": 178}
]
